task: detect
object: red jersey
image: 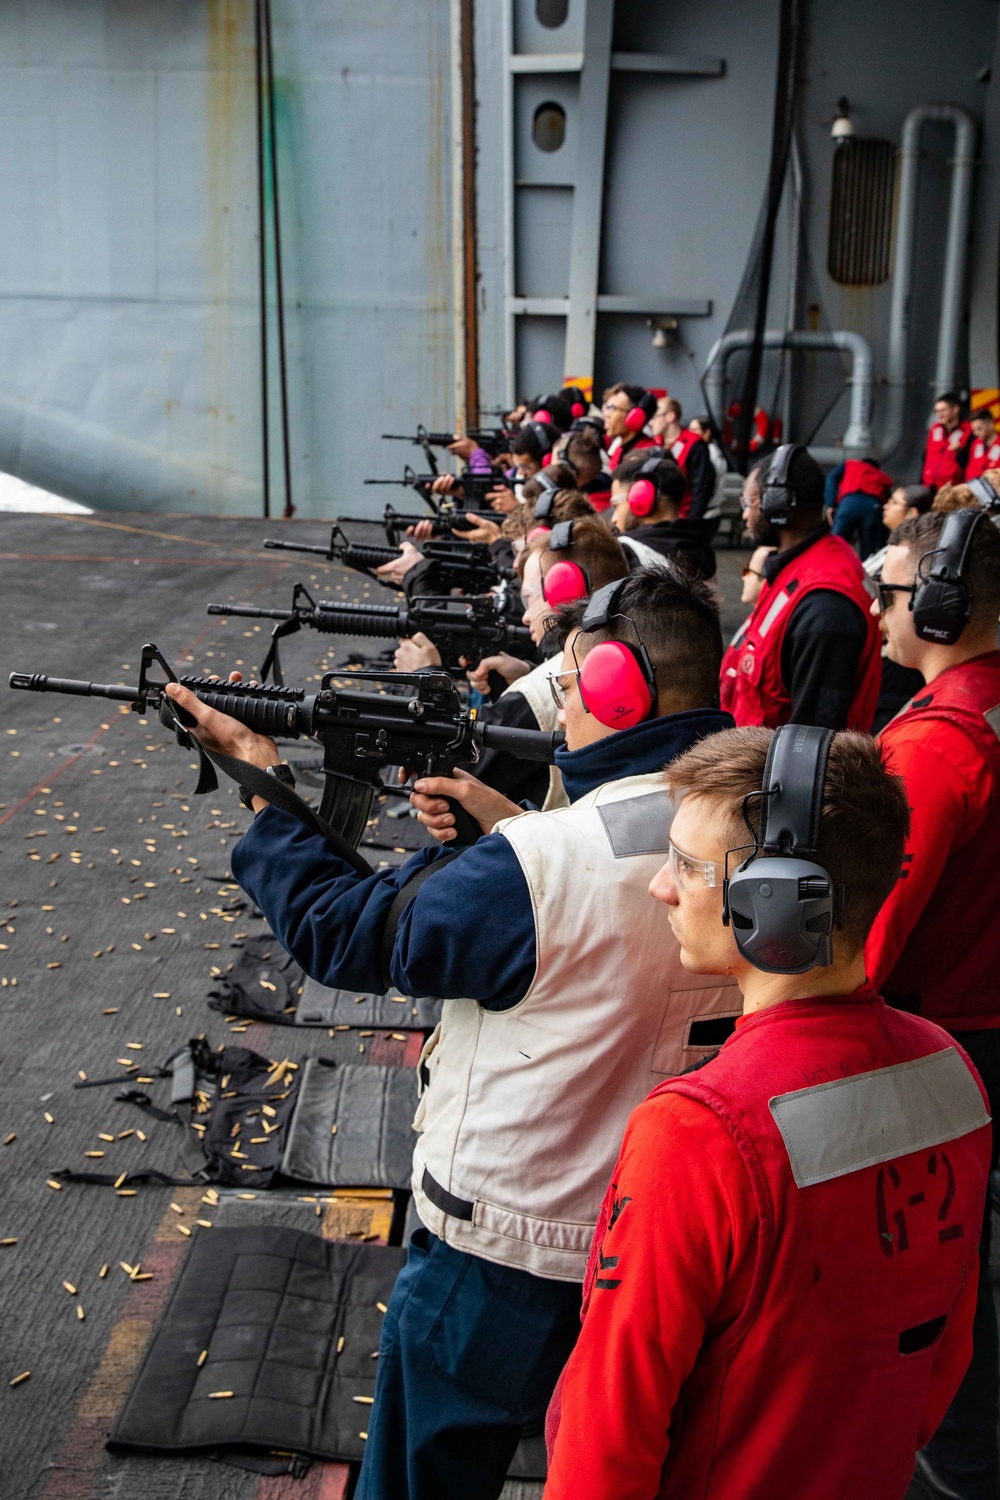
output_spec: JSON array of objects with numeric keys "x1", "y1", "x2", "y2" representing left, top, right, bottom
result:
[
  {"x1": 545, "y1": 991, "x2": 990, "y2": 1500},
  {"x1": 922, "y1": 420, "x2": 971, "y2": 489},
  {"x1": 866, "y1": 652, "x2": 1000, "y2": 1029},
  {"x1": 668, "y1": 428, "x2": 704, "y2": 517},
  {"x1": 728, "y1": 533, "x2": 881, "y2": 730},
  {"x1": 606, "y1": 433, "x2": 661, "y2": 471},
  {"x1": 964, "y1": 435, "x2": 1000, "y2": 481},
  {"x1": 837, "y1": 458, "x2": 893, "y2": 501}
]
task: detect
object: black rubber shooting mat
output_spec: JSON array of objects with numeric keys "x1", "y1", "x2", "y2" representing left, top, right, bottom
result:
[
  {"x1": 208, "y1": 932, "x2": 443, "y2": 1030},
  {"x1": 283, "y1": 1059, "x2": 417, "y2": 1190},
  {"x1": 297, "y1": 978, "x2": 443, "y2": 1031},
  {"x1": 107, "y1": 1225, "x2": 406, "y2": 1463}
]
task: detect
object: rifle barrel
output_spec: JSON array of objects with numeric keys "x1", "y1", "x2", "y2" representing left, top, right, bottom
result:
[
  {"x1": 9, "y1": 672, "x2": 137, "y2": 703},
  {"x1": 263, "y1": 537, "x2": 335, "y2": 557},
  {"x1": 207, "y1": 603, "x2": 295, "y2": 621}
]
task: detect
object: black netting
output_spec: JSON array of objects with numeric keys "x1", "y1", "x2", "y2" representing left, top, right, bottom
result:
[{"x1": 706, "y1": 0, "x2": 850, "y2": 471}]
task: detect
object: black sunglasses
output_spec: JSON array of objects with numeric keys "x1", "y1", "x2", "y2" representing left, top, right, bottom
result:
[{"x1": 875, "y1": 579, "x2": 917, "y2": 612}]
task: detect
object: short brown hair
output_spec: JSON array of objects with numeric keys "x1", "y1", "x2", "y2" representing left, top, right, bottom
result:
[
  {"x1": 664, "y1": 727, "x2": 910, "y2": 953},
  {"x1": 893, "y1": 508, "x2": 1000, "y2": 624},
  {"x1": 664, "y1": 397, "x2": 682, "y2": 421},
  {"x1": 503, "y1": 487, "x2": 595, "y2": 541},
  {"x1": 555, "y1": 561, "x2": 722, "y2": 709},
  {"x1": 525, "y1": 515, "x2": 628, "y2": 591}
]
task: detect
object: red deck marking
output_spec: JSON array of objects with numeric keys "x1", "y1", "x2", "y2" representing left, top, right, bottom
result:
[
  {"x1": 1, "y1": 564, "x2": 287, "y2": 829},
  {"x1": 0, "y1": 551, "x2": 305, "y2": 567},
  {"x1": 256, "y1": 1459, "x2": 351, "y2": 1499}
]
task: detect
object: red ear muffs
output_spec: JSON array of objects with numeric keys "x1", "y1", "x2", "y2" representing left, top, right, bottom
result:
[
  {"x1": 526, "y1": 524, "x2": 552, "y2": 543},
  {"x1": 624, "y1": 405, "x2": 647, "y2": 433},
  {"x1": 541, "y1": 559, "x2": 589, "y2": 605},
  {"x1": 627, "y1": 477, "x2": 657, "y2": 517},
  {"x1": 541, "y1": 450, "x2": 553, "y2": 466},
  {"x1": 570, "y1": 401, "x2": 586, "y2": 419},
  {"x1": 533, "y1": 407, "x2": 552, "y2": 424},
  {"x1": 578, "y1": 641, "x2": 654, "y2": 728}
]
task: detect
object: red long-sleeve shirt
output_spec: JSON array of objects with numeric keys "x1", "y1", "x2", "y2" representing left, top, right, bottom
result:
[
  {"x1": 544, "y1": 1064, "x2": 978, "y2": 1499},
  {"x1": 865, "y1": 678, "x2": 1000, "y2": 1026},
  {"x1": 544, "y1": 1091, "x2": 756, "y2": 1500}
]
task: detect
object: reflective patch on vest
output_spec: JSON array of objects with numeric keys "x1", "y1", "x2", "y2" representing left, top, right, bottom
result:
[
  {"x1": 758, "y1": 589, "x2": 791, "y2": 638},
  {"x1": 598, "y1": 791, "x2": 674, "y2": 857},
  {"x1": 984, "y1": 703, "x2": 1000, "y2": 743},
  {"x1": 769, "y1": 1047, "x2": 990, "y2": 1189}
]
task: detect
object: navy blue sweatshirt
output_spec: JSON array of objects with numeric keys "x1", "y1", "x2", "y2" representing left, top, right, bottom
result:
[{"x1": 232, "y1": 708, "x2": 731, "y2": 1013}]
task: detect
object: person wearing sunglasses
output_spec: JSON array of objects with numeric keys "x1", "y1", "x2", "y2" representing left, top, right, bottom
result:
[
  {"x1": 718, "y1": 545, "x2": 776, "y2": 713},
  {"x1": 865, "y1": 510, "x2": 1000, "y2": 1500},
  {"x1": 172, "y1": 566, "x2": 736, "y2": 1500}
]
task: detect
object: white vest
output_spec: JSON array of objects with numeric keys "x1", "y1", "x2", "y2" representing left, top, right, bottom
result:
[
  {"x1": 411, "y1": 772, "x2": 742, "y2": 1280},
  {"x1": 500, "y1": 655, "x2": 568, "y2": 811},
  {"x1": 620, "y1": 534, "x2": 672, "y2": 571}
]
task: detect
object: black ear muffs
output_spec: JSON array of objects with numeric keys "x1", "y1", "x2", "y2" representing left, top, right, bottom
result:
[
  {"x1": 533, "y1": 490, "x2": 556, "y2": 523},
  {"x1": 760, "y1": 444, "x2": 808, "y2": 527},
  {"x1": 723, "y1": 724, "x2": 840, "y2": 975},
  {"x1": 911, "y1": 508, "x2": 985, "y2": 645}
]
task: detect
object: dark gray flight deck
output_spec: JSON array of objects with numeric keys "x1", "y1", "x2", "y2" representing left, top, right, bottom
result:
[{"x1": 0, "y1": 511, "x2": 747, "y2": 1499}]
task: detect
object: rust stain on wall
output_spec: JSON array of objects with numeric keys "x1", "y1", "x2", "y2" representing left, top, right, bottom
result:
[
  {"x1": 205, "y1": 0, "x2": 249, "y2": 496},
  {"x1": 425, "y1": 3, "x2": 450, "y2": 420}
]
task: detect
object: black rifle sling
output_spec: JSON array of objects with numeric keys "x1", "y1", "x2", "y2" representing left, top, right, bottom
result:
[
  {"x1": 158, "y1": 696, "x2": 374, "y2": 877},
  {"x1": 378, "y1": 851, "x2": 462, "y2": 991},
  {"x1": 200, "y1": 746, "x2": 375, "y2": 879}
]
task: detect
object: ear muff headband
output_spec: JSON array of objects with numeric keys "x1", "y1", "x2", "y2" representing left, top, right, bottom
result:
[
  {"x1": 533, "y1": 490, "x2": 556, "y2": 522},
  {"x1": 627, "y1": 456, "x2": 664, "y2": 517},
  {"x1": 760, "y1": 443, "x2": 807, "y2": 525},
  {"x1": 911, "y1": 507, "x2": 985, "y2": 644},
  {"x1": 526, "y1": 420, "x2": 554, "y2": 454},
  {"x1": 575, "y1": 578, "x2": 656, "y2": 728},
  {"x1": 723, "y1": 724, "x2": 840, "y2": 975},
  {"x1": 548, "y1": 519, "x2": 574, "y2": 552},
  {"x1": 968, "y1": 477, "x2": 1000, "y2": 513}
]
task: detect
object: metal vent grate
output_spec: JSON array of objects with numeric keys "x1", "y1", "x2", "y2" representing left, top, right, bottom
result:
[{"x1": 827, "y1": 139, "x2": 896, "y2": 286}]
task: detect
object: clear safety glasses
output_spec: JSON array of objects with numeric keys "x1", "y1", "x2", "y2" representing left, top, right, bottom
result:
[
  {"x1": 668, "y1": 839, "x2": 723, "y2": 891},
  {"x1": 547, "y1": 666, "x2": 582, "y2": 709}
]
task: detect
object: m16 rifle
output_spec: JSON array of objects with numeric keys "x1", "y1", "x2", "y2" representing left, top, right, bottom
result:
[
  {"x1": 336, "y1": 504, "x2": 496, "y2": 546},
  {"x1": 364, "y1": 464, "x2": 499, "y2": 509},
  {"x1": 262, "y1": 525, "x2": 507, "y2": 594},
  {"x1": 381, "y1": 423, "x2": 513, "y2": 460},
  {"x1": 10, "y1": 644, "x2": 562, "y2": 859},
  {"x1": 207, "y1": 584, "x2": 536, "y2": 687}
]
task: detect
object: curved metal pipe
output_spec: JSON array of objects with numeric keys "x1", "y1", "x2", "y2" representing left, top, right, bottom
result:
[
  {"x1": 703, "y1": 328, "x2": 873, "y2": 462},
  {"x1": 886, "y1": 104, "x2": 977, "y2": 460}
]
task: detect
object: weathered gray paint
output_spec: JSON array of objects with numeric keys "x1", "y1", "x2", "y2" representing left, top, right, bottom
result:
[
  {"x1": 1, "y1": 0, "x2": 1000, "y2": 513},
  {"x1": 0, "y1": 0, "x2": 454, "y2": 515},
  {"x1": 477, "y1": 0, "x2": 1000, "y2": 476}
]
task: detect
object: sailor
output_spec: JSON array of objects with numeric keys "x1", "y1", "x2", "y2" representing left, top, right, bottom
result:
[
  {"x1": 922, "y1": 391, "x2": 972, "y2": 490},
  {"x1": 824, "y1": 455, "x2": 894, "y2": 558},
  {"x1": 964, "y1": 405, "x2": 1000, "y2": 481},
  {"x1": 544, "y1": 724, "x2": 991, "y2": 1500},
  {"x1": 165, "y1": 566, "x2": 740, "y2": 1500},
  {"x1": 654, "y1": 397, "x2": 716, "y2": 519},
  {"x1": 600, "y1": 384, "x2": 661, "y2": 469},
  {"x1": 728, "y1": 445, "x2": 882, "y2": 730},
  {"x1": 866, "y1": 508, "x2": 1000, "y2": 1499},
  {"x1": 608, "y1": 452, "x2": 716, "y2": 579}
]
